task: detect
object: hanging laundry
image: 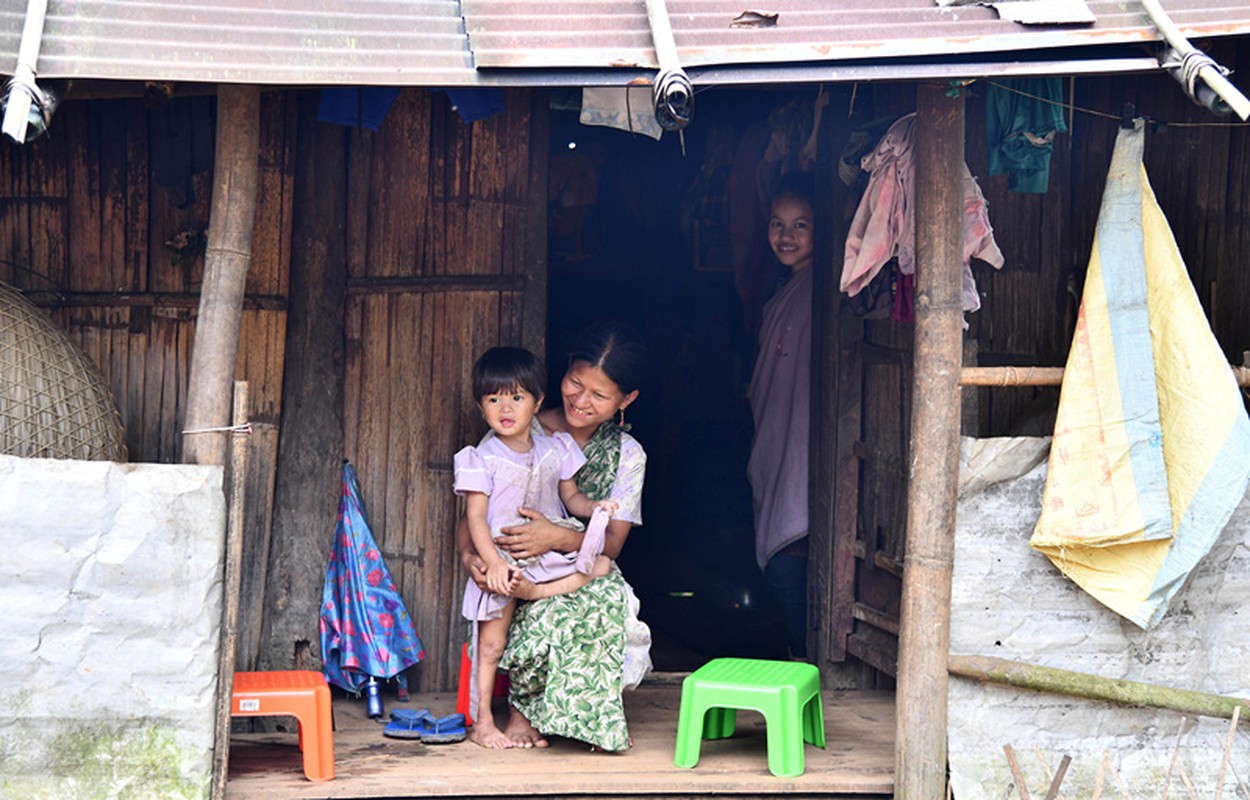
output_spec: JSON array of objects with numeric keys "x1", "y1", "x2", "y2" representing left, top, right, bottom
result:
[
  {"x1": 841, "y1": 113, "x2": 1004, "y2": 313},
  {"x1": 434, "y1": 88, "x2": 506, "y2": 124},
  {"x1": 579, "y1": 87, "x2": 663, "y2": 140},
  {"x1": 986, "y1": 78, "x2": 1068, "y2": 193},
  {"x1": 317, "y1": 87, "x2": 401, "y2": 131},
  {"x1": 1030, "y1": 120, "x2": 1250, "y2": 629}
]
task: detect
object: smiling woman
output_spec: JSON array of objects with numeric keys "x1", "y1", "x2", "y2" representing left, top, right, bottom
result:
[{"x1": 456, "y1": 321, "x2": 653, "y2": 751}]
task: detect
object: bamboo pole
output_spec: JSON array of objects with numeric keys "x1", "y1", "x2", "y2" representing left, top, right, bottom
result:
[
  {"x1": 959, "y1": 365, "x2": 1250, "y2": 387},
  {"x1": 894, "y1": 83, "x2": 966, "y2": 800},
  {"x1": 949, "y1": 654, "x2": 1250, "y2": 720},
  {"x1": 182, "y1": 84, "x2": 261, "y2": 467},
  {"x1": 210, "y1": 381, "x2": 249, "y2": 800}
]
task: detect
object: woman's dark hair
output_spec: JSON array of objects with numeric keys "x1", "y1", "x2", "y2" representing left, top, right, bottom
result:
[
  {"x1": 771, "y1": 171, "x2": 815, "y2": 207},
  {"x1": 566, "y1": 321, "x2": 650, "y2": 395},
  {"x1": 472, "y1": 346, "x2": 547, "y2": 400}
]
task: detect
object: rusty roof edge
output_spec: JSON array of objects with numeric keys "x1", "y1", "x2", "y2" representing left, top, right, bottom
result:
[{"x1": 32, "y1": 52, "x2": 1165, "y2": 92}]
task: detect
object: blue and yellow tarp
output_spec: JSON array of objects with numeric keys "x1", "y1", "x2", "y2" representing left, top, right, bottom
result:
[{"x1": 1029, "y1": 119, "x2": 1250, "y2": 629}]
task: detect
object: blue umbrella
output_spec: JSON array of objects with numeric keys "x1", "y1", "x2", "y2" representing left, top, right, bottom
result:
[{"x1": 320, "y1": 461, "x2": 425, "y2": 696}]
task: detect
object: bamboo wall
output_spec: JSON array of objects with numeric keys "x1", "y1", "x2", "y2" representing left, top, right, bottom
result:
[{"x1": 339, "y1": 88, "x2": 546, "y2": 690}]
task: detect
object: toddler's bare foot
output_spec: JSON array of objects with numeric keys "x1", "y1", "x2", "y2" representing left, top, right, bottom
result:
[
  {"x1": 502, "y1": 707, "x2": 549, "y2": 748},
  {"x1": 511, "y1": 577, "x2": 540, "y2": 601},
  {"x1": 470, "y1": 720, "x2": 516, "y2": 749}
]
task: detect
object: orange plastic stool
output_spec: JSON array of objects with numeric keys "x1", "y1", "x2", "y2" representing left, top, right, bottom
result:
[
  {"x1": 231, "y1": 670, "x2": 335, "y2": 781},
  {"x1": 456, "y1": 642, "x2": 510, "y2": 726}
]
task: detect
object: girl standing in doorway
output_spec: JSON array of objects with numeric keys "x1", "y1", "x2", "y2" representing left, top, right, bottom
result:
[{"x1": 748, "y1": 172, "x2": 816, "y2": 661}]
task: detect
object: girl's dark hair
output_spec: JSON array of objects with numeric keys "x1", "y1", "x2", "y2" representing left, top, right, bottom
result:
[
  {"x1": 567, "y1": 320, "x2": 650, "y2": 395},
  {"x1": 771, "y1": 171, "x2": 815, "y2": 206},
  {"x1": 472, "y1": 346, "x2": 546, "y2": 400}
]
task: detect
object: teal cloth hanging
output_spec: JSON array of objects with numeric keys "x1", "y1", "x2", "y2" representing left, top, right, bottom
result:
[{"x1": 986, "y1": 78, "x2": 1068, "y2": 194}]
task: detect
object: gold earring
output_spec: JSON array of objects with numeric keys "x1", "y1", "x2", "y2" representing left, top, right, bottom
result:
[{"x1": 617, "y1": 408, "x2": 626, "y2": 426}]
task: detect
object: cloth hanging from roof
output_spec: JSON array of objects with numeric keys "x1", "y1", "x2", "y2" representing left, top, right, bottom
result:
[
  {"x1": 317, "y1": 87, "x2": 401, "y2": 131},
  {"x1": 986, "y1": 77, "x2": 1068, "y2": 193},
  {"x1": 579, "y1": 87, "x2": 663, "y2": 140},
  {"x1": 320, "y1": 461, "x2": 426, "y2": 692},
  {"x1": 1029, "y1": 119, "x2": 1250, "y2": 629},
  {"x1": 436, "y1": 88, "x2": 506, "y2": 124},
  {"x1": 840, "y1": 113, "x2": 1004, "y2": 313}
]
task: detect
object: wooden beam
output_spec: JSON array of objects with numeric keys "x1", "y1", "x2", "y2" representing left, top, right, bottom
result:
[
  {"x1": 25, "y1": 291, "x2": 286, "y2": 311},
  {"x1": 345, "y1": 274, "x2": 527, "y2": 295},
  {"x1": 182, "y1": 84, "x2": 261, "y2": 466},
  {"x1": 895, "y1": 82, "x2": 966, "y2": 800}
]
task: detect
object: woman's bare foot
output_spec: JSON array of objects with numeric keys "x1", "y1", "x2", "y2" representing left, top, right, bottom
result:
[
  {"x1": 470, "y1": 720, "x2": 516, "y2": 750},
  {"x1": 502, "y1": 706, "x2": 549, "y2": 748}
]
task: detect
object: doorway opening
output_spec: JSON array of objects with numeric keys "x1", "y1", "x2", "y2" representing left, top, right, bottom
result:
[{"x1": 543, "y1": 87, "x2": 823, "y2": 670}]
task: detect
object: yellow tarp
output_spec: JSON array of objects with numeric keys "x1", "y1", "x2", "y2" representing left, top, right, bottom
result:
[{"x1": 1029, "y1": 120, "x2": 1250, "y2": 629}]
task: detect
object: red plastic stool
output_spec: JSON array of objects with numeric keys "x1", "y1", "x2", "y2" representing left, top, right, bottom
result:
[
  {"x1": 231, "y1": 670, "x2": 335, "y2": 781},
  {"x1": 456, "y1": 641, "x2": 511, "y2": 726}
]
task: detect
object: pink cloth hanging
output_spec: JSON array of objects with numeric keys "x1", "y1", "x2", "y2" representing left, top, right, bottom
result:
[{"x1": 841, "y1": 113, "x2": 1004, "y2": 312}]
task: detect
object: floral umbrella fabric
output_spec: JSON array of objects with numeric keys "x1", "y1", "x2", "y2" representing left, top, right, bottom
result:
[{"x1": 320, "y1": 461, "x2": 425, "y2": 692}]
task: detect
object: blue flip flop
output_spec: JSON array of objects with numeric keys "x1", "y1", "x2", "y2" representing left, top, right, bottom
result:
[
  {"x1": 389, "y1": 708, "x2": 435, "y2": 724},
  {"x1": 383, "y1": 708, "x2": 435, "y2": 740},
  {"x1": 418, "y1": 713, "x2": 467, "y2": 744}
]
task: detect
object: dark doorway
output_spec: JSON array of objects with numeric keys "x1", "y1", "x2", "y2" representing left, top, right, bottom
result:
[{"x1": 543, "y1": 87, "x2": 821, "y2": 670}]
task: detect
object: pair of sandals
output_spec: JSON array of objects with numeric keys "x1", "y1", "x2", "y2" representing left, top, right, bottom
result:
[{"x1": 382, "y1": 708, "x2": 467, "y2": 743}]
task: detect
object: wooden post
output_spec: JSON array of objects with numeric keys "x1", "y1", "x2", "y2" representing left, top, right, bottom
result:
[
  {"x1": 812, "y1": 118, "x2": 860, "y2": 669},
  {"x1": 183, "y1": 85, "x2": 261, "y2": 466},
  {"x1": 259, "y1": 91, "x2": 347, "y2": 673},
  {"x1": 894, "y1": 82, "x2": 966, "y2": 800},
  {"x1": 211, "y1": 381, "x2": 249, "y2": 800}
]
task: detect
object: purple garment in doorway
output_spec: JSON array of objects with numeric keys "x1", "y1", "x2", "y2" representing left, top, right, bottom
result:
[{"x1": 747, "y1": 265, "x2": 813, "y2": 569}]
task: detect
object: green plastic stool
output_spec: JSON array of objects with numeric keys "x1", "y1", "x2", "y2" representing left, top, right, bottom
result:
[{"x1": 673, "y1": 657, "x2": 825, "y2": 777}]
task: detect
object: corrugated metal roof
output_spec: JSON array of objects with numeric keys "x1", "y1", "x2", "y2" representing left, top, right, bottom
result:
[
  {"x1": 0, "y1": 0, "x2": 1248, "y2": 86},
  {"x1": 0, "y1": 0, "x2": 478, "y2": 85},
  {"x1": 463, "y1": 0, "x2": 1250, "y2": 71}
]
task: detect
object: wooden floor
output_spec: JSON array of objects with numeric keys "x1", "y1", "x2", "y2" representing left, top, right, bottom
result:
[{"x1": 225, "y1": 683, "x2": 895, "y2": 799}]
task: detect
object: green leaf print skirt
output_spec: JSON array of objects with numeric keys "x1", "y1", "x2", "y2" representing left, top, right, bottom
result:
[{"x1": 499, "y1": 569, "x2": 629, "y2": 751}]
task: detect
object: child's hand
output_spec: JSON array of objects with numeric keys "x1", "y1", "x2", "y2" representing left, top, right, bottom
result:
[
  {"x1": 593, "y1": 500, "x2": 619, "y2": 517},
  {"x1": 485, "y1": 562, "x2": 515, "y2": 595}
]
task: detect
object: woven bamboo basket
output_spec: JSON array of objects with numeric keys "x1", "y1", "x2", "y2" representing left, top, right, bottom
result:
[{"x1": 0, "y1": 281, "x2": 126, "y2": 461}]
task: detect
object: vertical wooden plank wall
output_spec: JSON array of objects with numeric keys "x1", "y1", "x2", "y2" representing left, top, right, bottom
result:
[
  {"x1": 342, "y1": 88, "x2": 542, "y2": 691},
  {"x1": 0, "y1": 94, "x2": 291, "y2": 467}
]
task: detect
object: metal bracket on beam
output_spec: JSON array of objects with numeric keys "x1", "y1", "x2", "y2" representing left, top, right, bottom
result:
[
  {"x1": 643, "y1": 0, "x2": 693, "y2": 131},
  {"x1": 1140, "y1": 0, "x2": 1250, "y2": 120}
]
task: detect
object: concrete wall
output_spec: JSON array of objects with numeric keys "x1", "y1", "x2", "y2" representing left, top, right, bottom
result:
[
  {"x1": 949, "y1": 437, "x2": 1250, "y2": 798},
  {"x1": 0, "y1": 455, "x2": 225, "y2": 800}
]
